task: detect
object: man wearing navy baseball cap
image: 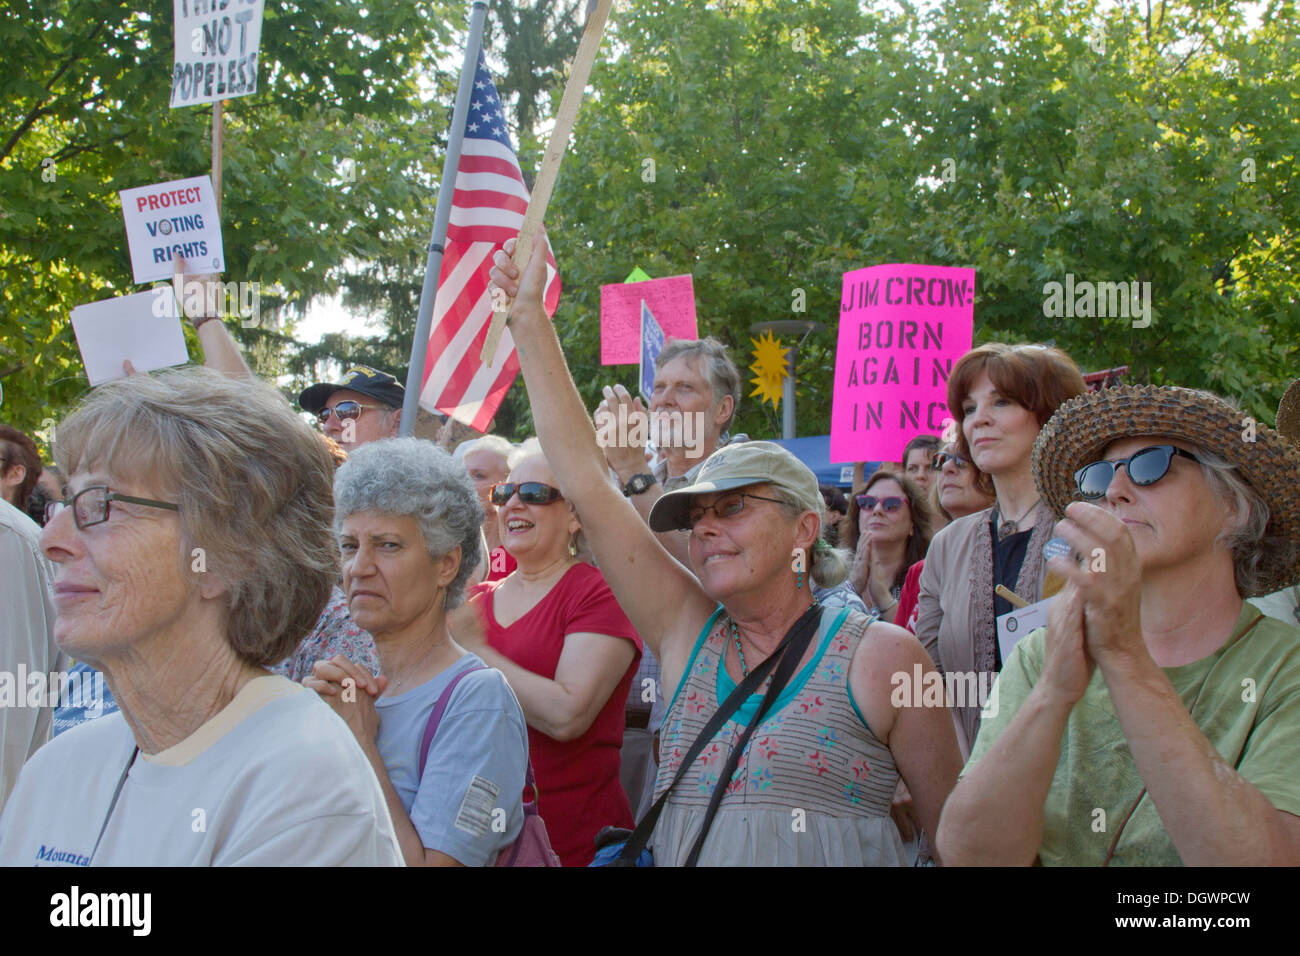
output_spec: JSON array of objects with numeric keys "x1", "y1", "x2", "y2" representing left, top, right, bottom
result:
[{"x1": 299, "y1": 365, "x2": 405, "y2": 453}]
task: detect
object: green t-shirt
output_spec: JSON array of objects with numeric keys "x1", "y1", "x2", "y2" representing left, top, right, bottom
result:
[{"x1": 967, "y1": 602, "x2": 1300, "y2": 866}]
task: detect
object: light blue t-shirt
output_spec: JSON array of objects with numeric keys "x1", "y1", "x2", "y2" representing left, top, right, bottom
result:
[{"x1": 374, "y1": 653, "x2": 528, "y2": 866}]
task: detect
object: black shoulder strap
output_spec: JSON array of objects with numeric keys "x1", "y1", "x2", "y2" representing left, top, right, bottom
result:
[{"x1": 614, "y1": 603, "x2": 822, "y2": 866}]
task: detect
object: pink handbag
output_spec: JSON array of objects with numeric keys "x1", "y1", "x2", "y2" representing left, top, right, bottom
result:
[{"x1": 418, "y1": 664, "x2": 561, "y2": 867}]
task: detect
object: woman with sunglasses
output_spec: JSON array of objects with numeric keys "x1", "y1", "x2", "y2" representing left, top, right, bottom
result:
[
  {"x1": 844, "y1": 471, "x2": 932, "y2": 622},
  {"x1": 915, "y1": 343, "x2": 1086, "y2": 756},
  {"x1": 938, "y1": 385, "x2": 1300, "y2": 865},
  {"x1": 488, "y1": 236, "x2": 962, "y2": 866},
  {"x1": 450, "y1": 447, "x2": 643, "y2": 866},
  {"x1": 0, "y1": 367, "x2": 402, "y2": 865}
]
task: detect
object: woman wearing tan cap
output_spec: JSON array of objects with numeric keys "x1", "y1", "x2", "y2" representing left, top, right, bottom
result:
[
  {"x1": 937, "y1": 385, "x2": 1300, "y2": 865},
  {"x1": 490, "y1": 237, "x2": 962, "y2": 866}
]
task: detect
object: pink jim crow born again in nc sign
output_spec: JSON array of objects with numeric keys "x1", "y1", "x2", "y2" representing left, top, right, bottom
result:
[{"x1": 829, "y1": 264, "x2": 975, "y2": 464}]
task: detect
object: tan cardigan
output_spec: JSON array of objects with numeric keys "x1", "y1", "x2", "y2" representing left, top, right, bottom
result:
[{"x1": 914, "y1": 502, "x2": 1054, "y2": 753}]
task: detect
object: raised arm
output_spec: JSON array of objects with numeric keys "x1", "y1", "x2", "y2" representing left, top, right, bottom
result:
[
  {"x1": 175, "y1": 260, "x2": 253, "y2": 378},
  {"x1": 488, "y1": 237, "x2": 715, "y2": 670}
]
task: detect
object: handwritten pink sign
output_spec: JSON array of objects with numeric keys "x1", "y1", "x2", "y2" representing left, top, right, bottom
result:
[
  {"x1": 829, "y1": 264, "x2": 975, "y2": 463},
  {"x1": 600, "y1": 275, "x2": 698, "y2": 364}
]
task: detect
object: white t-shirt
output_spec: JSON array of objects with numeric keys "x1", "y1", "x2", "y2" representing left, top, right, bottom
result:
[{"x1": 0, "y1": 675, "x2": 403, "y2": 866}]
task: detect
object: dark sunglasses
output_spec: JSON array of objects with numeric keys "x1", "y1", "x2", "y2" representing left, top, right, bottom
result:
[
  {"x1": 1075, "y1": 445, "x2": 1200, "y2": 499},
  {"x1": 317, "y1": 400, "x2": 386, "y2": 424},
  {"x1": 855, "y1": 494, "x2": 906, "y2": 513},
  {"x1": 931, "y1": 451, "x2": 970, "y2": 471},
  {"x1": 490, "y1": 481, "x2": 565, "y2": 506},
  {"x1": 46, "y1": 485, "x2": 180, "y2": 530}
]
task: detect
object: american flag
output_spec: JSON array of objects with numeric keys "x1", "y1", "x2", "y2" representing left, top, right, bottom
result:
[{"x1": 418, "y1": 52, "x2": 561, "y2": 432}]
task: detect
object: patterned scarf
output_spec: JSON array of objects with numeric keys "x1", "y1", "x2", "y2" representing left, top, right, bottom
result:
[{"x1": 969, "y1": 502, "x2": 1055, "y2": 675}]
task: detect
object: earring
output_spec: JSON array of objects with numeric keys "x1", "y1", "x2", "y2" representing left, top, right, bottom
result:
[
  {"x1": 568, "y1": 537, "x2": 578, "y2": 558},
  {"x1": 796, "y1": 568, "x2": 803, "y2": 590}
]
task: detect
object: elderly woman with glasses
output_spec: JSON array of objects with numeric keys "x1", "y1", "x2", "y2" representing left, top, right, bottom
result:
[
  {"x1": 449, "y1": 446, "x2": 643, "y2": 867},
  {"x1": 488, "y1": 236, "x2": 962, "y2": 866},
  {"x1": 938, "y1": 385, "x2": 1300, "y2": 865},
  {"x1": 304, "y1": 438, "x2": 529, "y2": 867},
  {"x1": 0, "y1": 367, "x2": 402, "y2": 865}
]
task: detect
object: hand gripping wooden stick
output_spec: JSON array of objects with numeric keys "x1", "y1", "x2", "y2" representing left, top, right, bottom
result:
[{"x1": 479, "y1": 0, "x2": 614, "y2": 365}]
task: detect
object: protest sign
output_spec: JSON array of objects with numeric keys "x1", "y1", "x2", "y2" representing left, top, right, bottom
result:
[
  {"x1": 600, "y1": 275, "x2": 697, "y2": 365},
  {"x1": 828, "y1": 264, "x2": 975, "y2": 463},
  {"x1": 71, "y1": 290, "x2": 189, "y2": 386},
  {"x1": 639, "y1": 301, "x2": 666, "y2": 401},
  {"x1": 119, "y1": 176, "x2": 225, "y2": 284},
  {"x1": 170, "y1": 0, "x2": 265, "y2": 108}
]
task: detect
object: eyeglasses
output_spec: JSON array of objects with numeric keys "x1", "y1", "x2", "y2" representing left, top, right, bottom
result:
[
  {"x1": 490, "y1": 481, "x2": 565, "y2": 506},
  {"x1": 46, "y1": 485, "x2": 180, "y2": 530},
  {"x1": 931, "y1": 451, "x2": 970, "y2": 472},
  {"x1": 855, "y1": 494, "x2": 906, "y2": 513},
  {"x1": 317, "y1": 400, "x2": 387, "y2": 424},
  {"x1": 1074, "y1": 445, "x2": 1200, "y2": 499},
  {"x1": 679, "y1": 491, "x2": 785, "y2": 531}
]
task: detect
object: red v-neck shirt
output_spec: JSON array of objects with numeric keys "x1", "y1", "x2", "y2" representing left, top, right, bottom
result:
[{"x1": 470, "y1": 563, "x2": 642, "y2": 866}]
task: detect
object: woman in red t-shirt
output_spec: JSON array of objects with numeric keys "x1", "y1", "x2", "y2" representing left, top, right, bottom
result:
[{"x1": 452, "y1": 449, "x2": 642, "y2": 866}]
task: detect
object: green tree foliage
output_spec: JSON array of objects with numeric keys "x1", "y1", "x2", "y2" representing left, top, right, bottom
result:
[
  {"x1": 534, "y1": 0, "x2": 1297, "y2": 437},
  {"x1": 0, "y1": 0, "x2": 459, "y2": 438}
]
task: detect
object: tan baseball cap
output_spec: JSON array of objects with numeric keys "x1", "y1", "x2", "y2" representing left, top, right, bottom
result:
[{"x1": 648, "y1": 441, "x2": 823, "y2": 532}]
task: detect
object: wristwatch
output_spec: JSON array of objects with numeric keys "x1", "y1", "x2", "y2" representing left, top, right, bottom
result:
[{"x1": 622, "y1": 473, "x2": 657, "y2": 497}]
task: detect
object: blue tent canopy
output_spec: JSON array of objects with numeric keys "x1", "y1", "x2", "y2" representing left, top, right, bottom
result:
[{"x1": 768, "y1": 435, "x2": 881, "y2": 489}]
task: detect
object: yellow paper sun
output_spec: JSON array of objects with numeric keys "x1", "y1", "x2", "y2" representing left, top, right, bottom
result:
[{"x1": 749, "y1": 330, "x2": 789, "y2": 409}]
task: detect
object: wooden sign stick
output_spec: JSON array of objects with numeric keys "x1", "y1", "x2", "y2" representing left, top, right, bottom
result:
[
  {"x1": 480, "y1": 0, "x2": 614, "y2": 364},
  {"x1": 212, "y1": 99, "x2": 224, "y2": 216}
]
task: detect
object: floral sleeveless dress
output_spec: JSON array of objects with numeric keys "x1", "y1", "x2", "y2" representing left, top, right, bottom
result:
[{"x1": 652, "y1": 605, "x2": 906, "y2": 866}]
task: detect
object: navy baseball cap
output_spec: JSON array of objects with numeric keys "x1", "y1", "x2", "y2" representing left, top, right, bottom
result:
[{"x1": 299, "y1": 365, "x2": 405, "y2": 414}]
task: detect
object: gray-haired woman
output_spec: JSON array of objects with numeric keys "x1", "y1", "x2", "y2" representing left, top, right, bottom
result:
[
  {"x1": 0, "y1": 367, "x2": 401, "y2": 866},
  {"x1": 305, "y1": 438, "x2": 529, "y2": 867}
]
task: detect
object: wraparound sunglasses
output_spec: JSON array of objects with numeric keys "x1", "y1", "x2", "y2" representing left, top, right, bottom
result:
[{"x1": 490, "y1": 481, "x2": 565, "y2": 506}]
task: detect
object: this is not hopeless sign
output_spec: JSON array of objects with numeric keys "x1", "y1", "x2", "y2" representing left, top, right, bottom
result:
[
  {"x1": 829, "y1": 263, "x2": 975, "y2": 463},
  {"x1": 170, "y1": 0, "x2": 265, "y2": 108}
]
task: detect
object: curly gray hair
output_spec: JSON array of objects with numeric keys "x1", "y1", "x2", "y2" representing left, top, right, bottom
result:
[{"x1": 333, "y1": 438, "x2": 485, "y2": 608}]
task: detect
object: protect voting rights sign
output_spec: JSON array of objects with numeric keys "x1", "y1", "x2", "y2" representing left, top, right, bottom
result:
[
  {"x1": 639, "y1": 301, "x2": 666, "y2": 401},
  {"x1": 71, "y1": 290, "x2": 190, "y2": 386},
  {"x1": 171, "y1": 0, "x2": 265, "y2": 108},
  {"x1": 829, "y1": 263, "x2": 976, "y2": 463},
  {"x1": 119, "y1": 176, "x2": 225, "y2": 284}
]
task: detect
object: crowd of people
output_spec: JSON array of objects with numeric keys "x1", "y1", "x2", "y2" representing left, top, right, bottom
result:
[{"x1": 2, "y1": 243, "x2": 1299, "y2": 867}]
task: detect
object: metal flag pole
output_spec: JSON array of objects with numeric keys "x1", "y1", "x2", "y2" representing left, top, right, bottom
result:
[{"x1": 400, "y1": 0, "x2": 491, "y2": 437}]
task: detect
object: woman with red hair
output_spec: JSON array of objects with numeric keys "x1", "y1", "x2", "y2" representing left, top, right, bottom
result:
[{"x1": 915, "y1": 344, "x2": 1086, "y2": 755}]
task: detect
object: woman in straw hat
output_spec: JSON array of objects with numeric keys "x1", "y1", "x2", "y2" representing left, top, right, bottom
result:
[
  {"x1": 937, "y1": 385, "x2": 1300, "y2": 865},
  {"x1": 489, "y1": 236, "x2": 962, "y2": 866}
]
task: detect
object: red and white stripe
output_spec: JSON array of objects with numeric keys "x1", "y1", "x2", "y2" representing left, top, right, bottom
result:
[{"x1": 419, "y1": 137, "x2": 560, "y2": 432}]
